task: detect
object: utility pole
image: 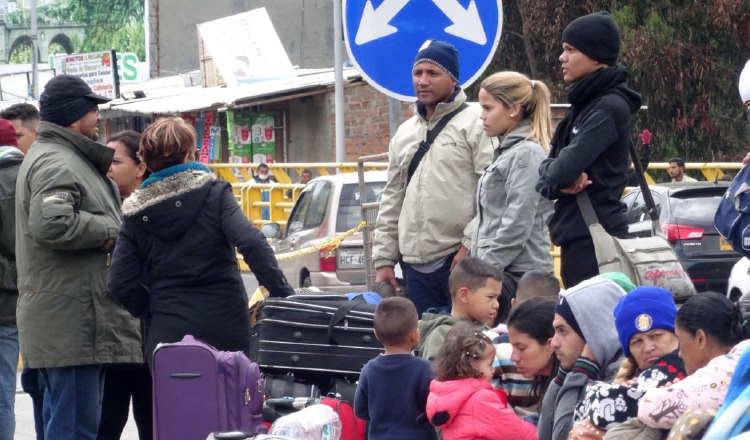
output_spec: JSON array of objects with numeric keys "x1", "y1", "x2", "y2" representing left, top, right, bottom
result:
[
  {"x1": 333, "y1": 0, "x2": 345, "y2": 163},
  {"x1": 30, "y1": 0, "x2": 38, "y2": 98}
]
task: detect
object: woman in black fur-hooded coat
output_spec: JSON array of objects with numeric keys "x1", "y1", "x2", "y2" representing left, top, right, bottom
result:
[{"x1": 108, "y1": 117, "x2": 293, "y2": 365}]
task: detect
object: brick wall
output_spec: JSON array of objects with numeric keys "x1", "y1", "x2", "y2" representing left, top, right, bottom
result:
[
  {"x1": 326, "y1": 80, "x2": 570, "y2": 161},
  {"x1": 327, "y1": 81, "x2": 412, "y2": 161}
]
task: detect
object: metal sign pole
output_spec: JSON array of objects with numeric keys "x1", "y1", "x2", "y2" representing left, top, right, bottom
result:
[
  {"x1": 30, "y1": 0, "x2": 38, "y2": 98},
  {"x1": 333, "y1": 0, "x2": 345, "y2": 164}
]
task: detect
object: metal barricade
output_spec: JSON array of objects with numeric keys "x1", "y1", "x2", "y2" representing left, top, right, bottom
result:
[
  {"x1": 235, "y1": 182, "x2": 302, "y2": 227},
  {"x1": 208, "y1": 162, "x2": 389, "y2": 185},
  {"x1": 358, "y1": 153, "x2": 389, "y2": 291}
]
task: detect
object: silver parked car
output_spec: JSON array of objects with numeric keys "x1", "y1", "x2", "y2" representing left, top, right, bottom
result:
[{"x1": 262, "y1": 171, "x2": 386, "y2": 293}]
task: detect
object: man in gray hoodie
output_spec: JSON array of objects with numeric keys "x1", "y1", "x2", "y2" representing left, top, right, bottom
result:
[{"x1": 538, "y1": 277, "x2": 625, "y2": 440}]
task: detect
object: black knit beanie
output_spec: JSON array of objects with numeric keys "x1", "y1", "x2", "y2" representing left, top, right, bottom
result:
[
  {"x1": 413, "y1": 40, "x2": 460, "y2": 82},
  {"x1": 554, "y1": 296, "x2": 585, "y2": 341},
  {"x1": 562, "y1": 11, "x2": 621, "y2": 66}
]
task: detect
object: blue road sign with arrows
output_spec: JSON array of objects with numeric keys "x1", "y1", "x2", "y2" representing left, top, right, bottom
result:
[{"x1": 343, "y1": 0, "x2": 503, "y2": 101}]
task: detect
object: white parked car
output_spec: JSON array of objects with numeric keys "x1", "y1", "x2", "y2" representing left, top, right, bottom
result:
[{"x1": 261, "y1": 171, "x2": 386, "y2": 293}]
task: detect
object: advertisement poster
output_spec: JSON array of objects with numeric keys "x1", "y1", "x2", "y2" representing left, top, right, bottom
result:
[
  {"x1": 194, "y1": 116, "x2": 205, "y2": 151},
  {"x1": 227, "y1": 111, "x2": 254, "y2": 163},
  {"x1": 52, "y1": 50, "x2": 120, "y2": 99},
  {"x1": 209, "y1": 127, "x2": 222, "y2": 161},
  {"x1": 199, "y1": 112, "x2": 214, "y2": 164},
  {"x1": 252, "y1": 112, "x2": 276, "y2": 164},
  {"x1": 197, "y1": 7, "x2": 295, "y2": 86}
]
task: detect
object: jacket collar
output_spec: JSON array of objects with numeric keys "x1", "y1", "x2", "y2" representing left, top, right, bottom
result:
[
  {"x1": 412, "y1": 88, "x2": 467, "y2": 124},
  {"x1": 496, "y1": 121, "x2": 532, "y2": 153},
  {"x1": 141, "y1": 162, "x2": 211, "y2": 189},
  {"x1": 122, "y1": 166, "x2": 215, "y2": 217},
  {"x1": 35, "y1": 121, "x2": 114, "y2": 176}
]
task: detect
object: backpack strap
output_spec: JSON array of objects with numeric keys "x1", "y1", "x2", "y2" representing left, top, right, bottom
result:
[{"x1": 406, "y1": 103, "x2": 469, "y2": 185}]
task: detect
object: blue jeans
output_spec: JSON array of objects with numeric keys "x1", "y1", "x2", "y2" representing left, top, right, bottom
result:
[
  {"x1": 39, "y1": 365, "x2": 104, "y2": 440},
  {"x1": 402, "y1": 257, "x2": 453, "y2": 317},
  {"x1": 21, "y1": 368, "x2": 45, "y2": 440},
  {"x1": 0, "y1": 324, "x2": 18, "y2": 440}
]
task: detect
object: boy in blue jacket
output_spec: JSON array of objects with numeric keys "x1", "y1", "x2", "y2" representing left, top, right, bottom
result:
[{"x1": 354, "y1": 297, "x2": 437, "y2": 440}]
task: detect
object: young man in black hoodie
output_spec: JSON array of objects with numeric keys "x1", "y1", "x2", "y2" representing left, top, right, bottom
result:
[{"x1": 536, "y1": 11, "x2": 642, "y2": 288}]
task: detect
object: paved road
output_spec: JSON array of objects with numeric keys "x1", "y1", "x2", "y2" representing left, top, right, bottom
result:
[
  {"x1": 14, "y1": 274, "x2": 261, "y2": 439},
  {"x1": 14, "y1": 372, "x2": 140, "y2": 439}
]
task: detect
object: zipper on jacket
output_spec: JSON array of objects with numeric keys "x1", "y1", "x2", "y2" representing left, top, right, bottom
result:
[{"x1": 106, "y1": 252, "x2": 111, "y2": 267}]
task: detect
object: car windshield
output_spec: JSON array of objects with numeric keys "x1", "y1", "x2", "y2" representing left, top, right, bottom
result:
[
  {"x1": 670, "y1": 195, "x2": 722, "y2": 222},
  {"x1": 336, "y1": 182, "x2": 385, "y2": 232}
]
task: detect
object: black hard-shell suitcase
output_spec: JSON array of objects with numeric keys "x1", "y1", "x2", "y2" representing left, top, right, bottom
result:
[
  {"x1": 249, "y1": 294, "x2": 383, "y2": 376},
  {"x1": 263, "y1": 374, "x2": 321, "y2": 399}
]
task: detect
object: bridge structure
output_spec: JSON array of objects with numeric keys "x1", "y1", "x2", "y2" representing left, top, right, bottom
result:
[{"x1": 0, "y1": 15, "x2": 85, "y2": 63}]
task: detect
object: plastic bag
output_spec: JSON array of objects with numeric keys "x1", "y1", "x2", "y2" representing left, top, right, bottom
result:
[{"x1": 269, "y1": 404, "x2": 342, "y2": 440}]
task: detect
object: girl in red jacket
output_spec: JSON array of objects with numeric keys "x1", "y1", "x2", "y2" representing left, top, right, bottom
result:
[{"x1": 426, "y1": 323, "x2": 537, "y2": 440}]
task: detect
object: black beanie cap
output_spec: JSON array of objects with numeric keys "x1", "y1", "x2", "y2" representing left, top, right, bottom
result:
[{"x1": 562, "y1": 11, "x2": 621, "y2": 66}]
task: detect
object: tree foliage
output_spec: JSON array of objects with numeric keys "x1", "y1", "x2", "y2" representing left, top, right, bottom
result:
[
  {"x1": 468, "y1": 1, "x2": 750, "y2": 161},
  {"x1": 9, "y1": 42, "x2": 32, "y2": 64},
  {"x1": 7, "y1": 0, "x2": 145, "y2": 60},
  {"x1": 62, "y1": 0, "x2": 145, "y2": 59}
]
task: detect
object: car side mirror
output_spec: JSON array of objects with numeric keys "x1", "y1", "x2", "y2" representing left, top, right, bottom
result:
[
  {"x1": 627, "y1": 220, "x2": 654, "y2": 238},
  {"x1": 260, "y1": 223, "x2": 281, "y2": 239}
]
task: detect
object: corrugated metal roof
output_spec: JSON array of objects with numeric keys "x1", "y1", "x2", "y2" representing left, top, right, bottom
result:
[{"x1": 101, "y1": 68, "x2": 362, "y2": 117}]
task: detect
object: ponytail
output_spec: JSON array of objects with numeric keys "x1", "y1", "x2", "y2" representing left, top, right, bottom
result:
[
  {"x1": 528, "y1": 80, "x2": 552, "y2": 152},
  {"x1": 433, "y1": 323, "x2": 494, "y2": 381},
  {"x1": 677, "y1": 291, "x2": 750, "y2": 347},
  {"x1": 480, "y1": 71, "x2": 553, "y2": 152}
]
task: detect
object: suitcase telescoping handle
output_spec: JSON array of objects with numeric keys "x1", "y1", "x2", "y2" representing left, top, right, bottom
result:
[
  {"x1": 326, "y1": 296, "x2": 367, "y2": 345},
  {"x1": 170, "y1": 372, "x2": 202, "y2": 379},
  {"x1": 265, "y1": 397, "x2": 318, "y2": 411},
  {"x1": 210, "y1": 432, "x2": 259, "y2": 439}
]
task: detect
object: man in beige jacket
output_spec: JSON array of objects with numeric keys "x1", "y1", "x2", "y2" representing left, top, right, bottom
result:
[{"x1": 373, "y1": 40, "x2": 492, "y2": 316}]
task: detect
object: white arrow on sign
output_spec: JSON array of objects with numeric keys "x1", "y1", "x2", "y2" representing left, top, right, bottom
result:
[
  {"x1": 355, "y1": 0, "x2": 410, "y2": 45},
  {"x1": 432, "y1": 0, "x2": 486, "y2": 45}
]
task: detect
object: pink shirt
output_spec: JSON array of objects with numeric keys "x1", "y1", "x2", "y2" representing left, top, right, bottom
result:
[{"x1": 638, "y1": 339, "x2": 750, "y2": 429}]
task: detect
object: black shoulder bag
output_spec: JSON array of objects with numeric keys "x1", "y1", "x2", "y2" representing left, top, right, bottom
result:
[
  {"x1": 406, "y1": 103, "x2": 469, "y2": 185},
  {"x1": 574, "y1": 142, "x2": 696, "y2": 302}
]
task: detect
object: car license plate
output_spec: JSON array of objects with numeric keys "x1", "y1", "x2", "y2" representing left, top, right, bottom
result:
[
  {"x1": 338, "y1": 249, "x2": 364, "y2": 268},
  {"x1": 720, "y1": 236, "x2": 734, "y2": 251}
]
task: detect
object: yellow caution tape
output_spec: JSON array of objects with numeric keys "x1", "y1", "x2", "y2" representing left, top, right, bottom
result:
[
  {"x1": 274, "y1": 221, "x2": 367, "y2": 262},
  {"x1": 237, "y1": 221, "x2": 367, "y2": 271}
]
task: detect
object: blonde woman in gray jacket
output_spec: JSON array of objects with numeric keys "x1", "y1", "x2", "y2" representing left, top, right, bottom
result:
[{"x1": 472, "y1": 72, "x2": 554, "y2": 278}]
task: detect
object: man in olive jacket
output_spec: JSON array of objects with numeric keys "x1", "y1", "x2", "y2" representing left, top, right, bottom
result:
[{"x1": 15, "y1": 75, "x2": 143, "y2": 439}]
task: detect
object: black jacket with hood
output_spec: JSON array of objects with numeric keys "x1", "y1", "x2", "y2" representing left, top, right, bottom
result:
[
  {"x1": 108, "y1": 163, "x2": 293, "y2": 364},
  {"x1": 0, "y1": 148, "x2": 22, "y2": 324},
  {"x1": 536, "y1": 66, "x2": 642, "y2": 246}
]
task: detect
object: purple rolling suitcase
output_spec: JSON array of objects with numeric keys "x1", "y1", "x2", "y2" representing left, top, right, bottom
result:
[{"x1": 152, "y1": 335, "x2": 265, "y2": 440}]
